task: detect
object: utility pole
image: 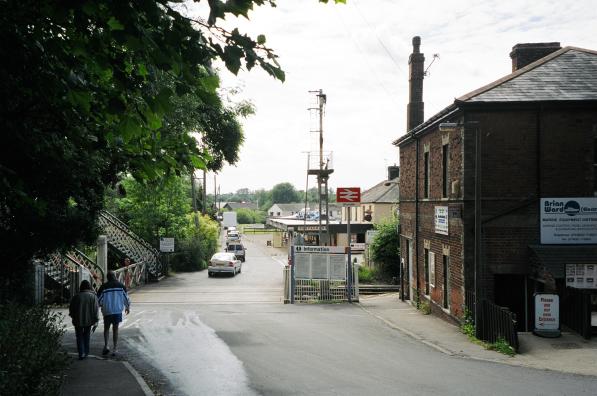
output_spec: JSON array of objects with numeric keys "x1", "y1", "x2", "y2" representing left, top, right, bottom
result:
[
  {"x1": 190, "y1": 171, "x2": 199, "y2": 227},
  {"x1": 307, "y1": 89, "x2": 331, "y2": 245},
  {"x1": 202, "y1": 169, "x2": 207, "y2": 215}
]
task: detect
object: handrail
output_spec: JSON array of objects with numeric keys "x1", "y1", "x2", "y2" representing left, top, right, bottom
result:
[
  {"x1": 72, "y1": 249, "x2": 105, "y2": 280},
  {"x1": 100, "y1": 211, "x2": 157, "y2": 254}
]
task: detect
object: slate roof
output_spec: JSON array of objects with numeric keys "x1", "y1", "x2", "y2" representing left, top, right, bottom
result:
[
  {"x1": 225, "y1": 202, "x2": 258, "y2": 210},
  {"x1": 394, "y1": 46, "x2": 597, "y2": 146},
  {"x1": 459, "y1": 47, "x2": 597, "y2": 102},
  {"x1": 361, "y1": 178, "x2": 399, "y2": 204},
  {"x1": 274, "y1": 203, "x2": 306, "y2": 212}
]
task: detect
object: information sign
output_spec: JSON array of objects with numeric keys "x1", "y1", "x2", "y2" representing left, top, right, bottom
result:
[
  {"x1": 533, "y1": 293, "x2": 560, "y2": 338},
  {"x1": 159, "y1": 237, "x2": 175, "y2": 252},
  {"x1": 566, "y1": 264, "x2": 597, "y2": 289},
  {"x1": 540, "y1": 198, "x2": 597, "y2": 244},
  {"x1": 434, "y1": 206, "x2": 449, "y2": 235}
]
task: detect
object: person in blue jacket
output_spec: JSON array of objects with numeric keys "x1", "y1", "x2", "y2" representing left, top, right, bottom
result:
[{"x1": 97, "y1": 271, "x2": 130, "y2": 356}]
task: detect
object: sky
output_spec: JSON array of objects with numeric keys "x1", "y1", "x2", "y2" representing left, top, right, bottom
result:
[{"x1": 187, "y1": 0, "x2": 597, "y2": 195}]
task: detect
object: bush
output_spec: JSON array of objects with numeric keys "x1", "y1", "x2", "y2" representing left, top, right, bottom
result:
[
  {"x1": 358, "y1": 265, "x2": 375, "y2": 283},
  {"x1": 0, "y1": 303, "x2": 69, "y2": 395},
  {"x1": 169, "y1": 214, "x2": 219, "y2": 272},
  {"x1": 235, "y1": 208, "x2": 266, "y2": 224},
  {"x1": 369, "y1": 218, "x2": 400, "y2": 280}
]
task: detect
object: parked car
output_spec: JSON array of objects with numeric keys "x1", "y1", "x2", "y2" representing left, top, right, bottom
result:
[
  {"x1": 208, "y1": 252, "x2": 242, "y2": 277},
  {"x1": 226, "y1": 243, "x2": 246, "y2": 262}
]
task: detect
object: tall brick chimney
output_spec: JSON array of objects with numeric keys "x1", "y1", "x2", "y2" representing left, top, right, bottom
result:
[
  {"x1": 510, "y1": 42, "x2": 561, "y2": 71},
  {"x1": 407, "y1": 36, "x2": 425, "y2": 131}
]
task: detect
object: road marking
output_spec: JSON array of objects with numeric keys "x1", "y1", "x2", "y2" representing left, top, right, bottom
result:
[{"x1": 272, "y1": 256, "x2": 287, "y2": 268}]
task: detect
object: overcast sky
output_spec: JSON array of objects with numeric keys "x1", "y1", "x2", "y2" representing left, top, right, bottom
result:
[{"x1": 188, "y1": 0, "x2": 597, "y2": 195}]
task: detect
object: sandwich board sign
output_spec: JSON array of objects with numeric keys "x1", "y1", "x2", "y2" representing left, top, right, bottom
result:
[{"x1": 533, "y1": 293, "x2": 560, "y2": 338}]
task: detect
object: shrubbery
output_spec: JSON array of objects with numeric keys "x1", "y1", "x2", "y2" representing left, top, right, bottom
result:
[
  {"x1": 0, "y1": 303, "x2": 69, "y2": 395},
  {"x1": 369, "y1": 217, "x2": 400, "y2": 281},
  {"x1": 169, "y1": 214, "x2": 219, "y2": 272},
  {"x1": 235, "y1": 208, "x2": 265, "y2": 224}
]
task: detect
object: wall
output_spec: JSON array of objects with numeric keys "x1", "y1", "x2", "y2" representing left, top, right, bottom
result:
[{"x1": 399, "y1": 119, "x2": 467, "y2": 319}]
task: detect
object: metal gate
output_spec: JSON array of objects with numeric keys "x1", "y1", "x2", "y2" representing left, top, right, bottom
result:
[{"x1": 284, "y1": 247, "x2": 359, "y2": 303}]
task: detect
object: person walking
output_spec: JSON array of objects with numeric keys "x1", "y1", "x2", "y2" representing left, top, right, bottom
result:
[
  {"x1": 97, "y1": 271, "x2": 130, "y2": 357},
  {"x1": 69, "y1": 280, "x2": 99, "y2": 360}
]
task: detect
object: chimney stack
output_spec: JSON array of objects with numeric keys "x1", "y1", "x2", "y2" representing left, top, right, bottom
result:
[
  {"x1": 510, "y1": 42, "x2": 561, "y2": 71},
  {"x1": 387, "y1": 165, "x2": 400, "y2": 181},
  {"x1": 407, "y1": 36, "x2": 425, "y2": 131}
]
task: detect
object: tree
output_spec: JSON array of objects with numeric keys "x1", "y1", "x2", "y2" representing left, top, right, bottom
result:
[
  {"x1": 369, "y1": 218, "x2": 401, "y2": 279},
  {"x1": 271, "y1": 183, "x2": 300, "y2": 203},
  {"x1": 0, "y1": 0, "x2": 345, "y2": 297}
]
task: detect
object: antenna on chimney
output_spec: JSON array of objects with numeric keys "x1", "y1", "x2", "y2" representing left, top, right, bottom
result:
[{"x1": 424, "y1": 54, "x2": 440, "y2": 76}]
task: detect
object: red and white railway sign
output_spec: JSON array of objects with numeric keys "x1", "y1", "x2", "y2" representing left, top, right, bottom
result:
[{"x1": 336, "y1": 187, "x2": 361, "y2": 203}]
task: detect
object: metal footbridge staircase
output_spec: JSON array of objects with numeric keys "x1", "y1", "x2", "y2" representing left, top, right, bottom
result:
[
  {"x1": 43, "y1": 210, "x2": 161, "y2": 295},
  {"x1": 98, "y1": 210, "x2": 161, "y2": 278}
]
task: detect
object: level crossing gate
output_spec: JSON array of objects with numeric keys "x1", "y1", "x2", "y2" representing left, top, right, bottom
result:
[{"x1": 284, "y1": 246, "x2": 359, "y2": 303}]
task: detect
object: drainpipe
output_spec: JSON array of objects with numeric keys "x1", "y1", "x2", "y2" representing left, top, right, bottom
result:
[{"x1": 415, "y1": 133, "x2": 420, "y2": 305}]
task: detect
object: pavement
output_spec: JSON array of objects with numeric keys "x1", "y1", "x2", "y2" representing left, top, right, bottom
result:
[
  {"x1": 358, "y1": 293, "x2": 597, "y2": 377},
  {"x1": 60, "y1": 232, "x2": 596, "y2": 394},
  {"x1": 61, "y1": 353, "x2": 152, "y2": 396}
]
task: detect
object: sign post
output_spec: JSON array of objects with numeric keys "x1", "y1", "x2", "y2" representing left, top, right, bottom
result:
[
  {"x1": 337, "y1": 187, "x2": 361, "y2": 303},
  {"x1": 159, "y1": 237, "x2": 174, "y2": 276},
  {"x1": 533, "y1": 293, "x2": 560, "y2": 338}
]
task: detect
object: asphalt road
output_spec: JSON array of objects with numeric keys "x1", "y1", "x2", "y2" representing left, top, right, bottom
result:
[{"x1": 112, "y1": 235, "x2": 597, "y2": 396}]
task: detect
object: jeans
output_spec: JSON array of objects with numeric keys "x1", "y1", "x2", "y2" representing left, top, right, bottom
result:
[{"x1": 75, "y1": 326, "x2": 92, "y2": 358}]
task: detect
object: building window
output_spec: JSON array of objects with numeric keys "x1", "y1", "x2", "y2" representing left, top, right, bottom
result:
[
  {"x1": 443, "y1": 255, "x2": 450, "y2": 309},
  {"x1": 424, "y1": 248, "x2": 430, "y2": 295},
  {"x1": 429, "y1": 252, "x2": 436, "y2": 289},
  {"x1": 442, "y1": 144, "x2": 449, "y2": 198},
  {"x1": 424, "y1": 151, "x2": 430, "y2": 198}
]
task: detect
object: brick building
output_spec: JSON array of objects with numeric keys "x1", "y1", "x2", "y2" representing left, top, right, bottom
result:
[{"x1": 395, "y1": 38, "x2": 597, "y2": 330}]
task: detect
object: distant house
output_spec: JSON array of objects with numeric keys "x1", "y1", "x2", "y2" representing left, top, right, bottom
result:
[
  {"x1": 267, "y1": 203, "x2": 306, "y2": 218},
  {"x1": 223, "y1": 202, "x2": 258, "y2": 211},
  {"x1": 341, "y1": 167, "x2": 400, "y2": 224}
]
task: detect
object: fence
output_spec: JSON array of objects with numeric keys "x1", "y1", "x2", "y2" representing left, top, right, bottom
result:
[
  {"x1": 478, "y1": 300, "x2": 519, "y2": 352},
  {"x1": 465, "y1": 290, "x2": 476, "y2": 321},
  {"x1": 284, "y1": 263, "x2": 359, "y2": 304},
  {"x1": 114, "y1": 262, "x2": 147, "y2": 290},
  {"x1": 561, "y1": 287, "x2": 593, "y2": 340}
]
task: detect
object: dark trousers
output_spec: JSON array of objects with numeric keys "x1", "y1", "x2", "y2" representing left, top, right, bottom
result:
[{"x1": 75, "y1": 326, "x2": 92, "y2": 358}]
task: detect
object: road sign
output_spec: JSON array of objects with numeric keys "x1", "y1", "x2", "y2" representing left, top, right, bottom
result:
[{"x1": 336, "y1": 187, "x2": 361, "y2": 203}]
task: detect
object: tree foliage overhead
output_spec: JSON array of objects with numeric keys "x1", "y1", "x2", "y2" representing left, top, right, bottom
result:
[{"x1": 0, "y1": 0, "x2": 347, "y2": 277}]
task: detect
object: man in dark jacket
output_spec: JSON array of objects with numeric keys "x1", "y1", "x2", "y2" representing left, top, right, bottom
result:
[
  {"x1": 97, "y1": 271, "x2": 130, "y2": 356},
  {"x1": 69, "y1": 280, "x2": 99, "y2": 359}
]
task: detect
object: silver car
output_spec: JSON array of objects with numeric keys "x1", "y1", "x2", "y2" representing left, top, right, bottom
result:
[{"x1": 208, "y1": 252, "x2": 242, "y2": 277}]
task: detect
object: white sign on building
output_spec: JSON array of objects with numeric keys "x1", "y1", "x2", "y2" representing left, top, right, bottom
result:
[
  {"x1": 540, "y1": 198, "x2": 597, "y2": 244},
  {"x1": 566, "y1": 264, "x2": 597, "y2": 289},
  {"x1": 434, "y1": 206, "x2": 449, "y2": 235}
]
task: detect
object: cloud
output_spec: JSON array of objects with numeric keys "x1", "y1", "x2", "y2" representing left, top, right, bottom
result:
[{"x1": 187, "y1": 0, "x2": 597, "y2": 193}]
